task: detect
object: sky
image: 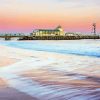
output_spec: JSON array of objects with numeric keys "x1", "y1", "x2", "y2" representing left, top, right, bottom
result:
[{"x1": 0, "y1": 0, "x2": 100, "y2": 33}]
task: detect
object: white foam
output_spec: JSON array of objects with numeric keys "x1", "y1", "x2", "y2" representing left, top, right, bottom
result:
[
  {"x1": 0, "y1": 41, "x2": 100, "y2": 100},
  {"x1": 0, "y1": 73, "x2": 91, "y2": 100}
]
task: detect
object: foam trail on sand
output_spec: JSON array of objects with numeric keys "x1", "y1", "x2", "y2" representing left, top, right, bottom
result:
[
  {"x1": 0, "y1": 40, "x2": 100, "y2": 100},
  {"x1": 0, "y1": 52, "x2": 100, "y2": 100},
  {"x1": 1, "y1": 70, "x2": 100, "y2": 100},
  {"x1": 0, "y1": 57, "x2": 55, "y2": 73}
]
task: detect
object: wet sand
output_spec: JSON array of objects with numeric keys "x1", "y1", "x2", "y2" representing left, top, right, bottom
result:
[
  {"x1": 0, "y1": 46, "x2": 38, "y2": 100},
  {"x1": 0, "y1": 46, "x2": 18, "y2": 67},
  {"x1": 0, "y1": 79, "x2": 37, "y2": 100},
  {"x1": 0, "y1": 57, "x2": 17, "y2": 67},
  {"x1": 0, "y1": 44, "x2": 100, "y2": 100},
  {"x1": 21, "y1": 69, "x2": 100, "y2": 88}
]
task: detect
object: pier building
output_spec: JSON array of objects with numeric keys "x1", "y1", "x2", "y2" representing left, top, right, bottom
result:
[{"x1": 31, "y1": 26, "x2": 64, "y2": 36}]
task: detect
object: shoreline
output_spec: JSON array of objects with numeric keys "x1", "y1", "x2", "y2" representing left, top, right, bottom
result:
[
  {"x1": 0, "y1": 45, "x2": 41, "y2": 100},
  {"x1": 0, "y1": 44, "x2": 100, "y2": 100},
  {"x1": 0, "y1": 44, "x2": 100, "y2": 77}
]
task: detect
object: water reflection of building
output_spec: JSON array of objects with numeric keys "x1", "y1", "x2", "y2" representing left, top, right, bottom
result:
[{"x1": 31, "y1": 26, "x2": 64, "y2": 36}]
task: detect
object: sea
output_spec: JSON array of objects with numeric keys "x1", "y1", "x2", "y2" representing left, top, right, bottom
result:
[
  {"x1": 0, "y1": 40, "x2": 100, "y2": 100},
  {"x1": 0, "y1": 40, "x2": 100, "y2": 57}
]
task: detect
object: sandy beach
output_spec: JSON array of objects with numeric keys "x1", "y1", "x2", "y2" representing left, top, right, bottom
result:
[
  {"x1": 0, "y1": 79, "x2": 37, "y2": 100},
  {"x1": 0, "y1": 46, "x2": 39, "y2": 100},
  {"x1": 0, "y1": 74, "x2": 37, "y2": 100},
  {"x1": 0, "y1": 43, "x2": 100, "y2": 100},
  {"x1": 0, "y1": 46, "x2": 17, "y2": 67}
]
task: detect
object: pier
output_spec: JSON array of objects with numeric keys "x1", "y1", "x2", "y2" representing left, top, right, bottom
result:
[
  {"x1": 20, "y1": 35, "x2": 100, "y2": 40},
  {"x1": 0, "y1": 34, "x2": 100, "y2": 40},
  {"x1": 0, "y1": 25, "x2": 100, "y2": 40},
  {"x1": 0, "y1": 33, "x2": 25, "y2": 40},
  {"x1": 0, "y1": 35, "x2": 100, "y2": 40}
]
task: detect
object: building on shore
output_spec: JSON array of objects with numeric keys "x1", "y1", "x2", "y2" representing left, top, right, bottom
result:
[{"x1": 31, "y1": 26, "x2": 64, "y2": 36}]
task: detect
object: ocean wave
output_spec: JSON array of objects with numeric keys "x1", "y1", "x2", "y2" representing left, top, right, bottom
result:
[{"x1": 0, "y1": 40, "x2": 100, "y2": 57}]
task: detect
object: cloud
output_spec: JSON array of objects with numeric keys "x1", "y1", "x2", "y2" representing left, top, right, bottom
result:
[{"x1": 55, "y1": 0, "x2": 100, "y2": 8}]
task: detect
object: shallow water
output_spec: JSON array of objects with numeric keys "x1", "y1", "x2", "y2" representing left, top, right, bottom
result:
[
  {"x1": 0, "y1": 40, "x2": 100, "y2": 57},
  {"x1": 0, "y1": 40, "x2": 100, "y2": 100}
]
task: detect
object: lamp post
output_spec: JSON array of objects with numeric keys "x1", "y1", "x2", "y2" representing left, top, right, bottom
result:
[{"x1": 93, "y1": 23, "x2": 96, "y2": 36}]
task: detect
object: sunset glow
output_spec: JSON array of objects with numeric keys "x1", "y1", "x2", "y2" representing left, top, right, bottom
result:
[{"x1": 0, "y1": 0, "x2": 100, "y2": 33}]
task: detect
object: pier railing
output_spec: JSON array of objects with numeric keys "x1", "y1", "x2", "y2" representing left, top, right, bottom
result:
[
  {"x1": 19, "y1": 35, "x2": 100, "y2": 40},
  {"x1": 0, "y1": 34, "x2": 100, "y2": 40}
]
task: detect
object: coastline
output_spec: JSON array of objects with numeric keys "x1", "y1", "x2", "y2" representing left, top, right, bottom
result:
[
  {"x1": 0, "y1": 46, "x2": 18, "y2": 67},
  {"x1": 0, "y1": 44, "x2": 100, "y2": 100},
  {"x1": 0, "y1": 78, "x2": 38, "y2": 100},
  {"x1": 0, "y1": 45, "x2": 39, "y2": 100}
]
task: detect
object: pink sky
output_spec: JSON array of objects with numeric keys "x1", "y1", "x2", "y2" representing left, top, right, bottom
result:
[{"x1": 0, "y1": 0, "x2": 100, "y2": 33}]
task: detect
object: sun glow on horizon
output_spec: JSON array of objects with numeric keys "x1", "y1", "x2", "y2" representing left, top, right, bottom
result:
[{"x1": 0, "y1": 0, "x2": 100, "y2": 33}]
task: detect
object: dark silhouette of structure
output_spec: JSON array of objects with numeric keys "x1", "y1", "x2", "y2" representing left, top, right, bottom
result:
[{"x1": 93, "y1": 23, "x2": 96, "y2": 35}]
